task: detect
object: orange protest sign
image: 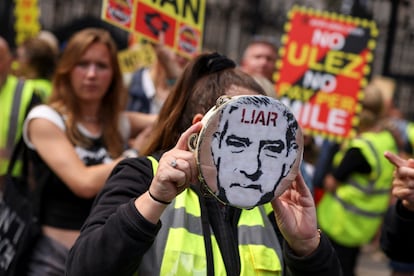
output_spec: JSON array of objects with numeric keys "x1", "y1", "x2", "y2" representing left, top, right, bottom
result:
[
  {"x1": 274, "y1": 6, "x2": 378, "y2": 142},
  {"x1": 102, "y1": 0, "x2": 206, "y2": 58}
]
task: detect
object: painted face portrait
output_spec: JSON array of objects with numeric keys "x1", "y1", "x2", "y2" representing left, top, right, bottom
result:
[{"x1": 193, "y1": 95, "x2": 303, "y2": 209}]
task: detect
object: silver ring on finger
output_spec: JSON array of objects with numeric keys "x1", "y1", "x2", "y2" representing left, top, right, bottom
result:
[{"x1": 170, "y1": 159, "x2": 178, "y2": 168}]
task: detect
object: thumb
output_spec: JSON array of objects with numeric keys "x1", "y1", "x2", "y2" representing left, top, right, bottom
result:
[
  {"x1": 407, "y1": 158, "x2": 414, "y2": 168},
  {"x1": 174, "y1": 122, "x2": 203, "y2": 151}
]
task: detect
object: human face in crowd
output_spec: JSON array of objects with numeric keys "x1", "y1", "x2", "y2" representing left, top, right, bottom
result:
[
  {"x1": 0, "y1": 38, "x2": 12, "y2": 87},
  {"x1": 241, "y1": 42, "x2": 277, "y2": 82},
  {"x1": 70, "y1": 42, "x2": 113, "y2": 103},
  {"x1": 211, "y1": 95, "x2": 298, "y2": 207}
]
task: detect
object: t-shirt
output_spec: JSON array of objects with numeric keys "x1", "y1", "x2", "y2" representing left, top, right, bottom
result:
[{"x1": 23, "y1": 105, "x2": 130, "y2": 229}]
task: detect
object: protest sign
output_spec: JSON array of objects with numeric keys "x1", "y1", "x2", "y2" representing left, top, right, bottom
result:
[
  {"x1": 275, "y1": 5, "x2": 378, "y2": 141},
  {"x1": 102, "y1": 0, "x2": 206, "y2": 58},
  {"x1": 117, "y1": 43, "x2": 156, "y2": 73}
]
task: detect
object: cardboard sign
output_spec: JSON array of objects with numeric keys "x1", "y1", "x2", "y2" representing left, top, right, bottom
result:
[
  {"x1": 274, "y1": 5, "x2": 378, "y2": 142},
  {"x1": 102, "y1": 0, "x2": 206, "y2": 58},
  {"x1": 14, "y1": 0, "x2": 41, "y2": 45},
  {"x1": 117, "y1": 43, "x2": 156, "y2": 73}
]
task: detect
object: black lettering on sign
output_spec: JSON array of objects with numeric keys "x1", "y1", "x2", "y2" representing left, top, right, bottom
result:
[
  {"x1": 183, "y1": 0, "x2": 200, "y2": 24},
  {"x1": 240, "y1": 108, "x2": 278, "y2": 126},
  {"x1": 152, "y1": 0, "x2": 201, "y2": 24}
]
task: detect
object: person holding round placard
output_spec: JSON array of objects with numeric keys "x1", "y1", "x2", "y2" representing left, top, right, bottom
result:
[{"x1": 66, "y1": 52, "x2": 342, "y2": 276}]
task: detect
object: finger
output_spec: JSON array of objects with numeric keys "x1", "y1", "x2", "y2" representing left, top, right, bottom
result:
[
  {"x1": 384, "y1": 151, "x2": 407, "y2": 168},
  {"x1": 158, "y1": 31, "x2": 165, "y2": 45},
  {"x1": 174, "y1": 122, "x2": 203, "y2": 151},
  {"x1": 171, "y1": 158, "x2": 191, "y2": 186},
  {"x1": 393, "y1": 187, "x2": 414, "y2": 199},
  {"x1": 294, "y1": 172, "x2": 312, "y2": 196},
  {"x1": 397, "y1": 166, "x2": 414, "y2": 179}
]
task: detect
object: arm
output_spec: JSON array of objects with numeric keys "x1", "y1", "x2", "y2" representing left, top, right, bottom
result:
[
  {"x1": 384, "y1": 151, "x2": 414, "y2": 210},
  {"x1": 152, "y1": 32, "x2": 185, "y2": 80},
  {"x1": 380, "y1": 151, "x2": 414, "y2": 262},
  {"x1": 323, "y1": 147, "x2": 371, "y2": 192},
  {"x1": 380, "y1": 201, "x2": 414, "y2": 263},
  {"x1": 27, "y1": 118, "x2": 123, "y2": 198},
  {"x1": 66, "y1": 122, "x2": 202, "y2": 275},
  {"x1": 272, "y1": 173, "x2": 343, "y2": 276},
  {"x1": 125, "y1": 111, "x2": 157, "y2": 138},
  {"x1": 66, "y1": 158, "x2": 159, "y2": 276}
]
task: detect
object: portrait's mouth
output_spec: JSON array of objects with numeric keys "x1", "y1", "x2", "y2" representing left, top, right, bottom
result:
[{"x1": 230, "y1": 183, "x2": 262, "y2": 192}]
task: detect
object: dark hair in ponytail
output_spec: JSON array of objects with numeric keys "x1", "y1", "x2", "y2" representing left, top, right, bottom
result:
[{"x1": 142, "y1": 52, "x2": 265, "y2": 154}]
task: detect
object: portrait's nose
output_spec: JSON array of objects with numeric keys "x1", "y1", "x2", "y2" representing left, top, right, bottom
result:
[{"x1": 240, "y1": 156, "x2": 263, "y2": 181}]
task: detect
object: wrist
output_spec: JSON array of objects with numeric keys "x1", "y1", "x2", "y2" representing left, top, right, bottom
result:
[
  {"x1": 122, "y1": 148, "x2": 140, "y2": 158},
  {"x1": 148, "y1": 190, "x2": 171, "y2": 205},
  {"x1": 289, "y1": 229, "x2": 321, "y2": 257},
  {"x1": 402, "y1": 199, "x2": 414, "y2": 212}
]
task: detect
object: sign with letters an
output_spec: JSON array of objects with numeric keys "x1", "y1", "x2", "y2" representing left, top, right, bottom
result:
[
  {"x1": 275, "y1": 5, "x2": 378, "y2": 142},
  {"x1": 102, "y1": 0, "x2": 206, "y2": 58}
]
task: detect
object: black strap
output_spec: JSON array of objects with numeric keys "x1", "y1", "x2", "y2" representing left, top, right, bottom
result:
[
  {"x1": 194, "y1": 186, "x2": 215, "y2": 276},
  {"x1": 6, "y1": 89, "x2": 40, "y2": 176},
  {"x1": 7, "y1": 137, "x2": 25, "y2": 176},
  {"x1": 7, "y1": 79, "x2": 25, "y2": 150}
]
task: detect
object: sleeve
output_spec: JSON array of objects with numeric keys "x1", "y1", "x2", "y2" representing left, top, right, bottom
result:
[
  {"x1": 66, "y1": 157, "x2": 161, "y2": 276},
  {"x1": 22, "y1": 105, "x2": 65, "y2": 149},
  {"x1": 380, "y1": 201, "x2": 414, "y2": 263},
  {"x1": 283, "y1": 233, "x2": 343, "y2": 276},
  {"x1": 332, "y1": 147, "x2": 371, "y2": 181},
  {"x1": 267, "y1": 213, "x2": 343, "y2": 276}
]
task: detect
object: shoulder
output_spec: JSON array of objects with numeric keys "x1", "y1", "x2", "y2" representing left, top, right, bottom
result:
[
  {"x1": 97, "y1": 156, "x2": 156, "y2": 202},
  {"x1": 26, "y1": 105, "x2": 64, "y2": 128},
  {"x1": 23, "y1": 105, "x2": 65, "y2": 149},
  {"x1": 108, "y1": 154, "x2": 163, "y2": 185}
]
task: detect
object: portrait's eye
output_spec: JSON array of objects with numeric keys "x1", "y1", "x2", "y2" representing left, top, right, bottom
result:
[
  {"x1": 263, "y1": 141, "x2": 285, "y2": 158},
  {"x1": 226, "y1": 135, "x2": 251, "y2": 153}
]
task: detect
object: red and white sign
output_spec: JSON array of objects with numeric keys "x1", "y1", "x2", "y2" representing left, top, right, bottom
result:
[{"x1": 275, "y1": 6, "x2": 378, "y2": 141}]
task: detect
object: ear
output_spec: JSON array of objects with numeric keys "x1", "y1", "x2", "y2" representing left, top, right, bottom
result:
[{"x1": 192, "y1": 113, "x2": 204, "y2": 124}]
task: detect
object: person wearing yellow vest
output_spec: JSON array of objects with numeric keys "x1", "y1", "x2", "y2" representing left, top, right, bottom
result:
[
  {"x1": 381, "y1": 152, "x2": 414, "y2": 263},
  {"x1": 317, "y1": 83, "x2": 399, "y2": 276},
  {"x1": 0, "y1": 36, "x2": 40, "y2": 182},
  {"x1": 66, "y1": 52, "x2": 342, "y2": 276}
]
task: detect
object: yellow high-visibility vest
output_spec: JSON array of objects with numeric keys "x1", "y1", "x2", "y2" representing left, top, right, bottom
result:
[
  {"x1": 138, "y1": 156, "x2": 283, "y2": 275},
  {"x1": 317, "y1": 131, "x2": 398, "y2": 246},
  {"x1": 0, "y1": 75, "x2": 36, "y2": 176}
]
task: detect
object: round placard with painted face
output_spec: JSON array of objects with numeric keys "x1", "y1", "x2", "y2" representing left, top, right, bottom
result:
[{"x1": 189, "y1": 95, "x2": 303, "y2": 209}]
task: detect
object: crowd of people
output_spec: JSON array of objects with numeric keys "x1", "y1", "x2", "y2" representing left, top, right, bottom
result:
[{"x1": 1, "y1": 23, "x2": 414, "y2": 276}]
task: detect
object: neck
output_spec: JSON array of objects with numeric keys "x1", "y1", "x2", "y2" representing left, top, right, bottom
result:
[{"x1": 81, "y1": 115, "x2": 100, "y2": 123}]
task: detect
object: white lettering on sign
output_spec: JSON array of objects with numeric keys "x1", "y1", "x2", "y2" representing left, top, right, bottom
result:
[
  {"x1": 311, "y1": 29, "x2": 345, "y2": 50},
  {"x1": 284, "y1": 100, "x2": 348, "y2": 135},
  {"x1": 303, "y1": 70, "x2": 337, "y2": 92},
  {"x1": 0, "y1": 198, "x2": 27, "y2": 270}
]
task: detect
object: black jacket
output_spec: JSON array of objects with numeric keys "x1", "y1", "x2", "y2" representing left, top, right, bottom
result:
[
  {"x1": 380, "y1": 200, "x2": 414, "y2": 263},
  {"x1": 66, "y1": 155, "x2": 342, "y2": 276}
]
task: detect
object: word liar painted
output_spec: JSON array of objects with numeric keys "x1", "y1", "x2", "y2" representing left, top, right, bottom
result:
[{"x1": 240, "y1": 109, "x2": 278, "y2": 126}]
